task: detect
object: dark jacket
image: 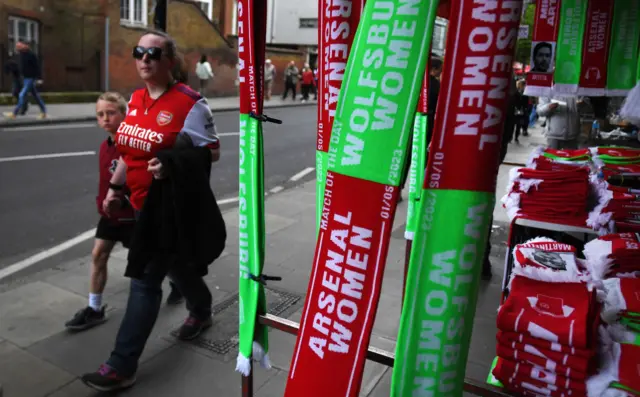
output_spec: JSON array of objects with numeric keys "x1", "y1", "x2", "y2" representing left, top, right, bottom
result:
[
  {"x1": 3, "y1": 58, "x2": 20, "y2": 81},
  {"x1": 125, "y1": 146, "x2": 226, "y2": 279},
  {"x1": 19, "y1": 50, "x2": 41, "y2": 79}
]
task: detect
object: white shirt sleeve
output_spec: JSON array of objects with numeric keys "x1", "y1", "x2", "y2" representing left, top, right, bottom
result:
[
  {"x1": 205, "y1": 62, "x2": 214, "y2": 78},
  {"x1": 180, "y1": 98, "x2": 220, "y2": 149}
]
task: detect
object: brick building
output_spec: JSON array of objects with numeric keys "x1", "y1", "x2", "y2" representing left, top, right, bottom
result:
[{"x1": 0, "y1": 0, "x2": 307, "y2": 97}]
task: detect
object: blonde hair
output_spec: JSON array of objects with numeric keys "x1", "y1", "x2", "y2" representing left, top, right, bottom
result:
[{"x1": 97, "y1": 92, "x2": 127, "y2": 114}]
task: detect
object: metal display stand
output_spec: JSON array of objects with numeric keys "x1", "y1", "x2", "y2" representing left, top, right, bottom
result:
[
  {"x1": 501, "y1": 217, "x2": 599, "y2": 299},
  {"x1": 240, "y1": 313, "x2": 514, "y2": 397}
]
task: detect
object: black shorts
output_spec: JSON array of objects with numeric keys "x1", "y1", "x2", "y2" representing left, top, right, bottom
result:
[{"x1": 95, "y1": 217, "x2": 134, "y2": 248}]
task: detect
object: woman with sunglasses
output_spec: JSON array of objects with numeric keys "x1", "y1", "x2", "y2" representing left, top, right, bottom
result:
[{"x1": 81, "y1": 30, "x2": 221, "y2": 392}]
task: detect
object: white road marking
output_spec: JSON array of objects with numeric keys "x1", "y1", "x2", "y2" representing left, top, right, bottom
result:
[
  {"x1": 0, "y1": 229, "x2": 97, "y2": 282},
  {"x1": 270, "y1": 186, "x2": 284, "y2": 194},
  {"x1": 289, "y1": 167, "x2": 315, "y2": 182},
  {"x1": 2, "y1": 123, "x2": 239, "y2": 137},
  {"x1": 0, "y1": 151, "x2": 96, "y2": 163},
  {"x1": 0, "y1": 168, "x2": 311, "y2": 279},
  {"x1": 216, "y1": 197, "x2": 239, "y2": 205},
  {"x1": 1, "y1": 122, "x2": 98, "y2": 131}
]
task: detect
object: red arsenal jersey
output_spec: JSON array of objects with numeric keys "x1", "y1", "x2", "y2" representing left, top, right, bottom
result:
[{"x1": 115, "y1": 83, "x2": 220, "y2": 210}]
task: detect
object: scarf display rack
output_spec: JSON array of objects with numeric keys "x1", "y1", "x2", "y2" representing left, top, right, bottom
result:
[{"x1": 239, "y1": 314, "x2": 514, "y2": 397}]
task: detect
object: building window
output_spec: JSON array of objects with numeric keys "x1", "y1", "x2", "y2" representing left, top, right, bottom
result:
[
  {"x1": 195, "y1": 0, "x2": 213, "y2": 20},
  {"x1": 232, "y1": 0, "x2": 238, "y2": 35},
  {"x1": 432, "y1": 18, "x2": 448, "y2": 56},
  {"x1": 299, "y1": 18, "x2": 318, "y2": 28},
  {"x1": 7, "y1": 16, "x2": 39, "y2": 56},
  {"x1": 120, "y1": 0, "x2": 147, "y2": 26}
]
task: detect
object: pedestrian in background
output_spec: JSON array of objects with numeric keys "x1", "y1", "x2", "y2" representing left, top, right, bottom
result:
[
  {"x1": 300, "y1": 63, "x2": 314, "y2": 103},
  {"x1": 264, "y1": 59, "x2": 276, "y2": 100},
  {"x1": 312, "y1": 66, "x2": 318, "y2": 100},
  {"x1": 3, "y1": 54, "x2": 28, "y2": 115},
  {"x1": 511, "y1": 79, "x2": 531, "y2": 143},
  {"x1": 537, "y1": 96, "x2": 585, "y2": 149},
  {"x1": 3, "y1": 40, "x2": 46, "y2": 120},
  {"x1": 195, "y1": 54, "x2": 214, "y2": 95},
  {"x1": 282, "y1": 60, "x2": 299, "y2": 100},
  {"x1": 81, "y1": 30, "x2": 224, "y2": 392}
]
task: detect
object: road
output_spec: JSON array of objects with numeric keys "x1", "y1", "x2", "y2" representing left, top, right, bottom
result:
[{"x1": 0, "y1": 106, "x2": 317, "y2": 277}]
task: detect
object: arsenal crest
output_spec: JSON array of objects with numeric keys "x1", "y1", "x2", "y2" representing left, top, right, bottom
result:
[{"x1": 156, "y1": 110, "x2": 173, "y2": 126}]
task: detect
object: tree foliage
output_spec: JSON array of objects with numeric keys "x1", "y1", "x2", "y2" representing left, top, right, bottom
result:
[{"x1": 515, "y1": 3, "x2": 536, "y2": 65}]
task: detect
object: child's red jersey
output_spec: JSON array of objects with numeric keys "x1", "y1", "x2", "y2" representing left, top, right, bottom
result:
[
  {"x1": 97, "y1": 137, "x2": 135, "y2": 223},
  {"x1": 115, "y1": 83, "x2": 219, "y2": 210}
]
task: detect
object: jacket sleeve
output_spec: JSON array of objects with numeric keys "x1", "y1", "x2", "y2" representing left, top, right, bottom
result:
[
  {"x1": 536, "y1": 97, "x2": 558, "y2": 117},
  {"x1": 206, "y1": 62, "x2": 214, "y2": 78}
]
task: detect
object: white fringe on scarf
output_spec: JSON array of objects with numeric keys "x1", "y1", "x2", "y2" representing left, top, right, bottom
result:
[{"x1": 235, "y1": 342, "x2": 272, "y2": 376}]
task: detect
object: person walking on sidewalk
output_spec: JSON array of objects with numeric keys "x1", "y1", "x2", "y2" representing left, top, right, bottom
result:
[
  {"x1": 300, "y1": 63, "x2": 314, "y2": 102},
  {"x1": 3, "y1": 54, "x2": 28, "y2": 115},
  {"x1": 264, "y1": 59, "x2": 276, "y2": 100},
  {"x1": 282, "y1": 61, "x2": 299, "y2": 100},
  {"x1": 81, "y1": 30, "x2": 224, "y2": 392},
  {"x1": 195, "y1": 54, "x2": 214, "y2": 95},
  {"x1": 65, "y1": 93, "x2": 184, "y2": 332},
  {"x1": 3, "y1": 40, "x2": 46, "y2": 120}
]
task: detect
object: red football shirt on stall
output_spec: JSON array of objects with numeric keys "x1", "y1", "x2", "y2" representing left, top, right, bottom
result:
[{"x1": 115, "y1": 83, "x2": 219, "y2": 210}]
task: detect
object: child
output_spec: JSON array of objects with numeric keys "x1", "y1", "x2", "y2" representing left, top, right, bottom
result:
[{"x1": 65, "y1": 92, "x2": 182, "y2": 331}]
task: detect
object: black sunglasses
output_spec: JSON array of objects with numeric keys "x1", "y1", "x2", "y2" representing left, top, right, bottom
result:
[{"x1": 132, "y1": 46, "x2": 163, "y2": 61}]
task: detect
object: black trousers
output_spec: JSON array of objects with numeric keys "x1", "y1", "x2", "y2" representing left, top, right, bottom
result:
[{"x1": 282, "y1": 81, "x2": 297, "y2": 99}]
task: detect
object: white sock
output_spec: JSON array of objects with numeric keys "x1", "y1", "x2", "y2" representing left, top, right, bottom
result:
[{"x1": 89, "y1": 293, "x2": 103, "y2": 311}]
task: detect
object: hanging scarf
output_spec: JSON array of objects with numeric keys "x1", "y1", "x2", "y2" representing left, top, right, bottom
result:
[
  {"x1": 606, "y1": 0, "x2": 640, "y2": 96},
  {"x1": 554, "y1": 0, "x2": 588, "y2": 95},
  {"x1": 236, "y1": 0, "x2": 270, "y2": 376},
  {"x1": 577, "y1": 0, "x2": 614, "y2": 96},
  {"x1": 391, "y1": 2, "x2": 523, "y2": 396},
  {"x1": 405, "y1": 70, "x2": 430, "y2": 241},
  {"x1": 316, "y1": 0, "x2": 366, "y2": 232},
  {"x1": 284, "y1": 1, "x2": 439, "y2": 396},
  {"x1": 524, "y1": 0, "x2": 561, "y2": 97}
]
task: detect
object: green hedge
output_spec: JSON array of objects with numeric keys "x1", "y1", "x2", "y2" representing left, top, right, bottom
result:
[{"x1": 0, "y1": 92, "x2": 103, "y2": 106}]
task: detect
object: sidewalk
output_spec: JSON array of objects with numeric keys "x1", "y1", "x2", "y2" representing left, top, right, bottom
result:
[
  {"x1": 0, "y1": 96, "x2": 317, "y2": 128},
  {"x1": 0, "y1": 127, "x2": 542, "y2": 397}
]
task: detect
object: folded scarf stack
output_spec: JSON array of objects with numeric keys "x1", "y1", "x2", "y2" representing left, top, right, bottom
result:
[
  {"x1": 492, "y1": 238, "x2": 600, "y2": 397},
  {"x1": 527, "y1": 147, "x2": 593, "y2": 172},
  {"x1": 590, "y1": 154, "x2": 640, "y2": 233},
  {"x1": 584, "y1": 233, "x2": 640, "y2": 280},
  {"x1": 502, "y1": 167, "x2": 591, "y2": 227},
  {"x1": 586, "y1": 325, "x2": 640, "y2": 397}
]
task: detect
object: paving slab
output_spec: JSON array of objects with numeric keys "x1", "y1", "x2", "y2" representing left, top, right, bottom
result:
[
  {"x1": 44, "y1": 255, "x2": 130, "y2": 300},
  {"x1": 113, "y1": 344, "x2": 278, "y2": 396},
  {"x1": 26, "y1": 308, "x2": 174, "y2": 377},
  {"x1": 0, "y1": 282, "x2": 87, "y2": 347},
  {"x1": 47, "y1": 380, "x2": 96, "y2": 397},
  {"x1": 0, "y1": 341, "x2": 75, "y2": 397}
]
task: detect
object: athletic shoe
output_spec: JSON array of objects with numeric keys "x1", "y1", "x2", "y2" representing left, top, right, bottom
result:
[
  {"x1": 65, "y1": 306, "x2": 107, "y2": 331},
  {"x1": 37, "y1": 113, "x2": 47, "y2": 119},
  {"x1": 177, "y1": 315, "x2": 213, "y2": 341},
  {"x1": 3, "y1": 112, "x2": 16, "y2": 119},
  {"x1": 81, "y1": 364, "x2": 136, "y2": 392}
]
